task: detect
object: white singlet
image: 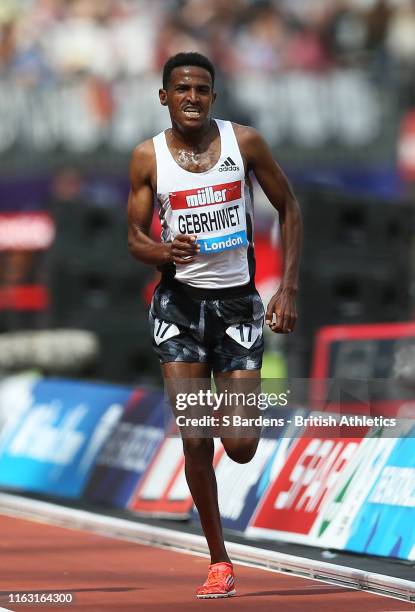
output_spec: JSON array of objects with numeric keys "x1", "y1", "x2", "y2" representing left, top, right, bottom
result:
[{"x1": 153, "y1": 119, "x2": 255, "y2": 289}]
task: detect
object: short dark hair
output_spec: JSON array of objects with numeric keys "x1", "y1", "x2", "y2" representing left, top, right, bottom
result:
[{"x1": 162, "y1": 52, "x2": 215, "y2": 90}]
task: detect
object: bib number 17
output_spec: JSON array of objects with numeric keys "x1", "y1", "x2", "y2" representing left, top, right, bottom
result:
[
  {"x1": 153, "y1": 318, "x2": 180, "y2": 345},
  {"x1": 225, "y1": 322, "x2": 261, "y2": 349}
]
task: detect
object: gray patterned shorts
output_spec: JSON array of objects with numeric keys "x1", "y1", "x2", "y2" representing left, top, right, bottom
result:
[{"x1": 149, "y1": 284, "x2": 265, "y2": 372}]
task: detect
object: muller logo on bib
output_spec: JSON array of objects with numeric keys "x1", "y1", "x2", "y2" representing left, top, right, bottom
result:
[
  {"x1": 169, "y1": 180, "x2": 241, "y2": 210},
  {"x1": 169, "y1": 180, "x2": 248, "y2": 254},
  {"x1": 186, "y1": 187, "x2": 228, "y2": 207}
]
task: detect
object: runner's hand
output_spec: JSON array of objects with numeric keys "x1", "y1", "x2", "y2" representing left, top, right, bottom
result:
[
  {"x1": 265, "y1": 287, "x2": 297, "y2": 334},
  {"x1": 170, "y1": 234, "x2": 200, "y2": 265}
]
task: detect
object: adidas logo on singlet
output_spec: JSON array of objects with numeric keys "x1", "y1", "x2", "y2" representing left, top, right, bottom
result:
[{"x1": 219, "y1": 157, "x2": 239, "y2": 172}]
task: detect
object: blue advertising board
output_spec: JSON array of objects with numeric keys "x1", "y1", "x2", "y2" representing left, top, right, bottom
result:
[
  {"x1": 84, "y1": 388, "x2": 166, "y2": 508},
  {"x1": 0, "y1": 379, "x2": 130, "y2": 498},
  {"x1": 345, "y1": 426, "x2": 415, "y2": 560}
]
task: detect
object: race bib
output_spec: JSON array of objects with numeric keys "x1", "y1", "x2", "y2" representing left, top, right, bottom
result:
[
  {"x1": 153, "y1": 318, "x2": 180, "y2": 345},
  {"x1": 169, "y1": 180, "x2": 248, "y2": 254},
  {"x1": 226, "y1": 322, "x2": 262, "y2": 349}
]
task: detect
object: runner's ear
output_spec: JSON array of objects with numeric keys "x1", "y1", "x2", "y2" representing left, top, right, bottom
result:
[{"x1": 159, "y1": 89, "x2": 168, "y2": 106}]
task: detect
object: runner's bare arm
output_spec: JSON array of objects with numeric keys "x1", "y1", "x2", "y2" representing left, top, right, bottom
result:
[
  {"x1": 128, "y1": 142, "x2": 198, "y2": 265},
  {"x1": 236, "y1": 125, "x2": 303, "y2": 333}
]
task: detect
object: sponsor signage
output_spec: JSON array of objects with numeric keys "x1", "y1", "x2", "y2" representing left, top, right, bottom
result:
[
  {"x1": 170, "y1": 181, "x2": 242, "y2": 210},
  {"x1": 0, "y1": 374, "x2": 39, "y2": 441},
  {"x1": 345, "y1": 427, "x2": 415, "y2": 560},
  {"x1": 129, "y1": 435, "x2": 193, "y2": 517},
  {"x1": 312, "y1": 435, "x2": 397, "y2": 549},
  {"x1": 84, "y1": 388, "x2": 166, "y2": 507},
  {"x1": 130, "y1": 434, "x2": 223, "y2": 518},
  {"x1": 0, "y1": 379, "x2": 129, "y2": 498},
  {"x1": 248, "y1": 435, "x2": 365, "y2": 544},
  {"x1": 217, "y1": 437, "x2": 288, "y2": 533}
]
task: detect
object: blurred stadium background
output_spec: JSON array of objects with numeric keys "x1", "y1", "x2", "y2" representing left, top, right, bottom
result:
[{"x1": 0, "y1": 0, "x2": 415, "y2": 383}]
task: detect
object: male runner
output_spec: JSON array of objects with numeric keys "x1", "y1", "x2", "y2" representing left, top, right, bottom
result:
[{"x1": 128, "y1": 52, "x2": 302, "y2": 598}]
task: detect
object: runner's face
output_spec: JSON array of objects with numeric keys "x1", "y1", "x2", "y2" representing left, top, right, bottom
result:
[{"x1": 160, "y1": 66, "x2": 216, "y2": 130}]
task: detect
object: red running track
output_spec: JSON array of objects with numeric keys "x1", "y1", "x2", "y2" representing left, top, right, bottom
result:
[{"x1": 0, "y1": 515, "x2": 413, "y2": 612}]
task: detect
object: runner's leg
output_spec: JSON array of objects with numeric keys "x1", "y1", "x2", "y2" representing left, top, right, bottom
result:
[
  {"x1": 162, "y1": 361, "x2": 231, "y2": 564},
  {"x1": 215, "y1": 368, "x2": 261, "y2": 463}
]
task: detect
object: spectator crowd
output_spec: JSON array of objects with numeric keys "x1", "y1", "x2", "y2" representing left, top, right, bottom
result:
[{"x1": 0, "y1": 0, "x2": 415, "y2": 83}]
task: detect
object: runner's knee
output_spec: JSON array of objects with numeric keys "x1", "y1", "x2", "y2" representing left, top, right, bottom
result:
[
  {"x1": 182, "y1": 437, "x2": 214, "y2": 464},
  {"x1": 222, "y1": 438, "x2": 258, "y2": 464}
]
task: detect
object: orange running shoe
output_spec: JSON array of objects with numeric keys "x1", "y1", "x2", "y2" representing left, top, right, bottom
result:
[{"x1": 196, "y1": 562, "x2": 236, "y2": 599}]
